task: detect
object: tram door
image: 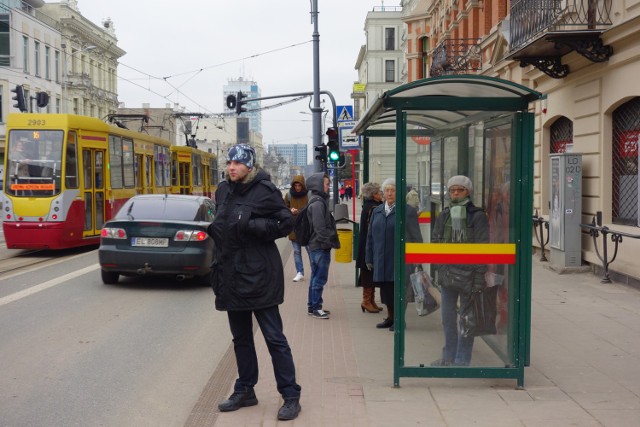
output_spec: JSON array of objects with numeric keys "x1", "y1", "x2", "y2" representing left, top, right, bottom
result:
[
  {"x1": 144, "y1": 155, "x2": 153, "y2": 193},
  {"x1": 82, "y1": 148, "x2": 106, "y2": 236}
]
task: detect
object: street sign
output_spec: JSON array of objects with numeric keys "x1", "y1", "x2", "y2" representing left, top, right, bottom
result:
[
  {"x1": 336, "y1": 105, "x2": 353, "y2": 122},
  {"x1": 339, "y1": 125, "x2": 360, "y2": 149}
]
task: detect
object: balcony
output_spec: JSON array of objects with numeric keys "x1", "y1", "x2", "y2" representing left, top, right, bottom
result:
[
  {"x1": 429, "y1": 38, "x2": 482, "y2": 77},
  {"x1": 508, "y1": 0, "x2": 613, "y2": 78}
]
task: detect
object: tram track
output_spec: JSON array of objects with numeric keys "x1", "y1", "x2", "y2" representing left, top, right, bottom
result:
[{"x1": 0, "y1": 245, "x2": 98, "y2": 278}]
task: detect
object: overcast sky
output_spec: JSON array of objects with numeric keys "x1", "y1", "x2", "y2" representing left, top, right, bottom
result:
[{"x1": 77, "y1": 0, "x2": 395, "y2": 149}]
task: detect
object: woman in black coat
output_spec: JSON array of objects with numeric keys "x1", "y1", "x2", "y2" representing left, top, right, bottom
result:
[{"x1": 355, "y1": 182, "x2": 383, "y2": 313}]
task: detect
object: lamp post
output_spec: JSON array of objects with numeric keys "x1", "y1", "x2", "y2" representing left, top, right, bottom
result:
[{"x1": 62, "y1": 44, "x2": 96, "y2": 114}]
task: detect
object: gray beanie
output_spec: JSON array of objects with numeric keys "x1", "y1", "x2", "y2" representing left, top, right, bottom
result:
[{"x1": 447, "y1": 175, "x2": 473, "y2": 194}]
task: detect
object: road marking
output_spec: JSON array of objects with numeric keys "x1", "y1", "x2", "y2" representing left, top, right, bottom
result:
[{"x1": 0, "y1": 264, "x2": 99, "y2": 307}]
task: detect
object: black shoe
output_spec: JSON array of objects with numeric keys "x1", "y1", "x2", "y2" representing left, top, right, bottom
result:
[
  {"x1": 277, "y1": 398, "x2": 301, "y2": 420},
  {"x1": 376, "y1": 318, "x2": 393, "y2": 329},
  {"x1": 218, "y1": 389, "x2": 258, "y2": 412}
]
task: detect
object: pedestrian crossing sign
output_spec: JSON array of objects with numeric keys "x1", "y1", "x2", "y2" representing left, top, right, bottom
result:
[{"x1": 336, "y1": 105, "x2": 353, "y2": 122}]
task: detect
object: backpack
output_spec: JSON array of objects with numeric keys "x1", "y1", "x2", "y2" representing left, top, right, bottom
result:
[{"x1": 293, "y1": 197, "x2": 322, "y2": 246}]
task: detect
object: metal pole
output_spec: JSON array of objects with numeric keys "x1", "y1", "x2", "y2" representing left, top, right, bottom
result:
[
  {"x1": 62, "y1": 44, "x2": 68, "y2": 114},
  {"x1": 311, "y1": 0, "x2": 323, "y2": 173}
]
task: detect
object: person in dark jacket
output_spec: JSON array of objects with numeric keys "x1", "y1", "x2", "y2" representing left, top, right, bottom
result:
[
  {"x1": 365, "y1": 178, "x2": 422, "y2": 331},
  {"x1": 305, "y1": 172, "x2": 340, "y2": 319},
  {"x1": 430, "y1": 175, "x2": 490, "y2": 367},
  {"x1": 355, "y1": 182, "x2": 383, "y2": 313},
  {"x1": 208, "y1": 144, "x2": 301, "y2": 421},
  {"x1": 284, "y1": 175, "x2": 310, "y2": 282}
]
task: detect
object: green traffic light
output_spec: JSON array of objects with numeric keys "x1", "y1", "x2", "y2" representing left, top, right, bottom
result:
[{"x1": 328, "y1": 150, "x2": 340, "y2": 161}]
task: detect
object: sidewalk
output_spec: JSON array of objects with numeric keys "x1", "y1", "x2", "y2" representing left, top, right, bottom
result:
[{"x1": 213, "y1": 228, "x2": 640, "y2": 427}]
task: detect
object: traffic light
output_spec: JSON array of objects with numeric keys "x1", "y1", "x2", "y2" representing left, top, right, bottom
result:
[
  {"x1": 326, "y1": 127, "x2": 340, "y2": 162},
  {"x1": 11, "y1": 85, "x2": 27, "y2": 112},
  {"x1": 36, "y1": 91, "x2": 49, "y2": 108},
  {"x1": 314, "y1": 144, "x2": 327, "y2": 163},
  {"x1": 236, "y1": 91, "x2": 247, "y2": 115},
  {"x1": 225, "y1": 94, "x2": 237, "y2": 110}
]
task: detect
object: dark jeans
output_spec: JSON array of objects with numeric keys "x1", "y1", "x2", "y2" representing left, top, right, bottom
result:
[
  {"x1": 227, "y1": 306, "x2": 301, "y2": 399},
  {"x1": 440, "y1": 286, "x2": 475, "y2": 366},
  {"x1": 308, "y1": 249, "x2": 331, "y2": 311}
]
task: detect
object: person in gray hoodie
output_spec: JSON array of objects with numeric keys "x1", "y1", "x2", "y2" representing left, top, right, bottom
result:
[{"x1": 305, "y1": 172, "x2": 340, "y2": 319}]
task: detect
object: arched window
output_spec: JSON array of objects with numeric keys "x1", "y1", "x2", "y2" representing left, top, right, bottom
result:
[
  {"x1": 612, "y1": 97, "x2": 640, "y2": 226},
  {"x1": 550, "y1": 117, "x2": 573, "y2": 153}
]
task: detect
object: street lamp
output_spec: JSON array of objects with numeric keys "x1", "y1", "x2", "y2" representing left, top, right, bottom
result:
[{"x1": 62, "y1": 44, "x2": 96, "y2": 114}]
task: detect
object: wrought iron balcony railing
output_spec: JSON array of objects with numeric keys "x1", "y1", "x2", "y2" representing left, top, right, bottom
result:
[
  {"x1": 510, "y1": 0, "x2": 613, "y2": 52},
  {"x1": 508, "y1": 0, "x2": 613, "y2": 78},
  {"x1": 429, "y1": 38, "x2": 482, "y2": 77}
]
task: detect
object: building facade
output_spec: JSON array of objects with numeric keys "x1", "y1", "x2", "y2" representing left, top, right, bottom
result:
[
  {"x1": 0, "y1": 0, "x2": 124, "y2": 161},
  {"x1": 353, "y1": 5, "x2": 419, "y2": 187},
  {"x1": 396, "y1": 0, "x2": 640, "y2": 284},
  {"x1": 268, "y1": 143, "x2": 308, "y2": 167}
]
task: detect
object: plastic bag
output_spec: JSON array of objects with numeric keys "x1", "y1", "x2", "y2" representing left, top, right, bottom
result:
[
  {"x1": 460, "y1": 286, "x2": 498, "y2": 338},
  {"x1": 410, "y1": 267, "x2": 440, "y2": 316}
]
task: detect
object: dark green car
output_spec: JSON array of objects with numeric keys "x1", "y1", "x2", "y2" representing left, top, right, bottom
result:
[{"x1": 98, "y1": 194, "x2": 215, "y2": 285}]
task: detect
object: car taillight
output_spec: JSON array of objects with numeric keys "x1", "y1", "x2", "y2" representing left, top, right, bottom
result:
[
  {"x1": 101, "y1": 227, "x2": 127, "y2": 239},
  {"x1": 174, "y1": 230, "x2": 208, "y2": 242}
]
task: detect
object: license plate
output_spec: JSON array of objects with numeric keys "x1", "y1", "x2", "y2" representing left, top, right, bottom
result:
[{"x1": 131, "y1": 237, "x2": 169, "y2": 247}]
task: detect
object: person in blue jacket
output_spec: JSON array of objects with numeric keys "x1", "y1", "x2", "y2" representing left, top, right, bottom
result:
[{"x1": 365, "y1": 178, "x2": 422, "y2": 331}]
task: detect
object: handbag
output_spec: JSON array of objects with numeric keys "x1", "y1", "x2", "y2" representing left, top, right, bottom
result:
[
  {"x1": 410, "y1": 266, "x2": 440, "y2": 316},
  {"x1": 459, "y1": 286, "x2": 498, "y2": 337}
]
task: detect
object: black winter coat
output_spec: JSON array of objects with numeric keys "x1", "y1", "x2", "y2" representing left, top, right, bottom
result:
[
  {"x1": 355, "y1": 198, "x2": 382, "y2": 269},
  {"x1": 431, "y1": 202, "x2": 490, "y2": 293},
  {"x1": 209, "y1": 168, "x2": 294, "y2": 311}
]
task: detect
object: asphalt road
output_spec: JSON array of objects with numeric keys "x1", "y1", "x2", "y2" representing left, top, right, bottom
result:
[{"x1": 0, "y1": 230, "x2": 261, "y2": 426}]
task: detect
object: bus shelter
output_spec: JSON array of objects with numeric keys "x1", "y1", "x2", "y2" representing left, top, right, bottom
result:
[{"x1": 353, "y1": 75, "x2": 544, "y2": 387}]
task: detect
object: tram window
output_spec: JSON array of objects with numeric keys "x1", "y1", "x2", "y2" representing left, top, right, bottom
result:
[
  {"x1": 109, "y1": 135, "x2": 123, "y2": 189},
  {"x1": 83, "y1": 150, "x2": 92, "y2": 189},
  {"x1": 154, "y1": 145, "x2": 170, "y2": 187},
  {"x1": 65, "y1": 132, "x2": 78, "y2": 189},
  {"x1": 122, "y1": 138, "x2": 135, "y2": 188}
]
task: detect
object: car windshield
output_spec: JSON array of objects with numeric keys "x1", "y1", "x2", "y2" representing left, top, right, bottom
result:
[{"x1": 115, "y1": 198, "x2": 202, "y2": 221}]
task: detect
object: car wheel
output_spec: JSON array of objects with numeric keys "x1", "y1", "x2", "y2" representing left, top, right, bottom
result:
[{"x1": 101, "y1": 269, "x2": 120, "y2": 284}]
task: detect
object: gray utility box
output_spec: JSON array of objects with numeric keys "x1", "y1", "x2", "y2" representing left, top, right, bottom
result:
[{"x1": 549, "y1": 153, "x2": 582, "y2": 267}]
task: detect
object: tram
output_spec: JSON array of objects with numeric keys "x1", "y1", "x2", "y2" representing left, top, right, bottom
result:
[
  {"x1": 1, "y1": 113, "x2": 217, "y2": 249},
  {"x1": 169, "y1": 145, "x2": 218, "y2": 198}
]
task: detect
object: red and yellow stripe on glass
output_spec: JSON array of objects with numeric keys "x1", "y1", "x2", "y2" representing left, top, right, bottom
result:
[
  {"x1": 418, "y1": 211, "x2": 431, "y2": 224},
  {"x1": 405, "y1": 243, "x2": 516, "y2": 264}
]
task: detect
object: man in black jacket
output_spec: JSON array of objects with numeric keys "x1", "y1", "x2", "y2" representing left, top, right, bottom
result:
[{"x1": 208, "y1": 144, "x2": 301, "y2": 421}]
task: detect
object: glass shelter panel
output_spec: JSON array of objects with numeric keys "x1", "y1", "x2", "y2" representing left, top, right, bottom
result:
[{"x1": 401, "y1": 115, "x2": 517, "y2": 370}]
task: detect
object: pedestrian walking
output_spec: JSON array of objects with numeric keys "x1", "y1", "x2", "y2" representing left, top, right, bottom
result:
[
  {"x1": 208, "y1": 144, "x2": 302, "y2": 421},
  {"x1": 305, "y1": 172, "x2": 340, "y2": 319},
  {"x1": 284, "y1": 175, "x2": 310, "y2": 282}
]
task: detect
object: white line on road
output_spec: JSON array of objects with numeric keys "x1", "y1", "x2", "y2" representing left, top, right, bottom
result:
[{"x1": 0, "y1": 264, "x2": 99, "y2": 307}]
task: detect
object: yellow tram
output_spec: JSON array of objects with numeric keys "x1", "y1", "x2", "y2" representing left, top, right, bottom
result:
[{"x1": 1, "y1": 113, "x2": 217, "y2": 249}]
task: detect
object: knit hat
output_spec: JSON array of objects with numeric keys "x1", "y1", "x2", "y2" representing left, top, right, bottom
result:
[
  {"x1": 447, "y1": 175, "x2": 473, "y2": 194},
  {"x1": 227, "y1": 144, "x2": 256, "y2": 169}
]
